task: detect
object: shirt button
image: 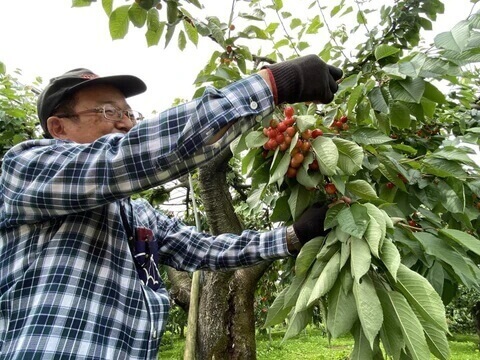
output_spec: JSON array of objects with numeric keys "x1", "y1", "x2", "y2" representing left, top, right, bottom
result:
[{"x1": 250, "y1": 101, "x2": 258, "y2": 110}]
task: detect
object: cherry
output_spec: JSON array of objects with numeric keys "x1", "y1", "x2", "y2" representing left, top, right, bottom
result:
[
  {"x1": 340, "y1": 115, "x2": 348, "y2": 123},
  {"x1": 386, "y1": 182, "x2": 395, "y2": 189},
  {"x1": 284, "y1": 117, "x2": 295, "y2": 127},
  {"x1": 284, "y1": 106, "x2": 295, "y2": 118},
  {"x1": 312, "y1": 129, "x2": 323, "y2": 138},
  {"x1": 285, "y1": 126, "x2": 296, "y2": 137},
  {"x1": 290, "y1": 152, "x2": 305, "y2": 168},
  {"x1": 309, "y1": 159, "x2": 319, "y2": 170},
  {"x1": 286, "y1": 167, "x2": 297, "y2": 178},
  {"x1": 325, "y1": 183, "x2": 337, "y2": 195},
  {"x1": 277, "y1": 122, "x2": 287, "y2": 133}
]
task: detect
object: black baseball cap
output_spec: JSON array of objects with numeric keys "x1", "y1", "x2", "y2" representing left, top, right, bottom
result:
[{"x1": 37, "y1": 68, "x2": 147, "y2": 138}]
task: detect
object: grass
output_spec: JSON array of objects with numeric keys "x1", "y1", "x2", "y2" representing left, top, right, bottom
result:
[{"x1": 158, "y1": 328, "x2": 480, "y2": 359}]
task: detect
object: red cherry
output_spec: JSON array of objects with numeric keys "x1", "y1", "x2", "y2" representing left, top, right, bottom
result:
[
  {"x1": 286, "y1": 167, "x2": 297, "y2": 178},
  {"x1": 284, "y1": 117, "x2": 295, "y2": 127},
  {"x1": 340, "y1": 115, "x2": 348, "y2": 123},
  {"x1": 277, "y1": 122, "x2": 287, "y2": 133},
  {"x1": 312, "y1": 129, "x2": 323, "y2": 138},
  {"x1": 309, "y1": 159, "x2": 319, "y2": 170},
  {"x1": 386, "y1": 182, "x2": 395, "y2": 189},
  {"x1": 284, "y1": 106, "x2": 295, "y2": 118},
  {"x1": 325, "y1": 183, "x2": 337, "y2": 195},
  {"x1": 285, "y1": 126, "x2": 296, "y2": 137}
]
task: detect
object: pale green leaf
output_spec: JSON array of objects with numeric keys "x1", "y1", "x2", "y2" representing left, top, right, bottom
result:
[
  {"x1": 364, "y1": 216, "x2": 382, "y2": 258},
  {"x1": 295, "y1": 236, "x2": 324, "y2": 277},
  {"x1": 283, "y1": 309, "x2": 312, "y2": 341},
  {"x1": 389, "y1": 77, "x2": 425, "y2": 103},
  {"x1": 268, "y1": 151, "x2": 290, "y2": 185},
  {"x1": 245, "y1": 130, "x2": 266, "y2": 148},
  {"x1": 351, "y1": 237, "x2": 371, "y2": 282},
  {"x1": 351, "y1": 128, "x2": 393, "y2": 145},
  {"x1": 353, "y1": 275, "x2": 383, "y2": 349},
  {"x1": 308, "y1": 251, "x2": 341, "y2": 306},
  {"x1": 380, "y1": 239, "x2": 401, "y2": 280},
  {"x1": 327, "y1": 275, "x2": 357, "y2": 340},
  {"x1": 109, "y1": 5, "x2": 130, "y2": 40},
  {"x1": 332, "y1": 137, "x2": 364, "y2": 175},
  {"x1": 375, "y1": 44, "x2": 401, "y2": 60},
  {"x1": 311, "y1": 136, "x2": 339, "y2": 175},
  {"x1": 264, "y1": 287, "x2": 293, "y2": 327},
  {"x1": 439, "y1": 229, "x2": 480, "y2": 257},
  {"x1": 346, "y1": 180, "x2": 378, "y2": 200},
  {"x1": 389, "y1": 101, "x2": 411, "y2": 129},
  {"x1": 395, "y1": 264, "x2": 449, "y2": 332},
  {"x1": 288, "y1": 185, "x2": 311, "y2": 221},
  {"x1": 434, "y1": 21, "x2": 470, "y2": 52},
  {"x1": 338, "y1": 204, "x2": 370, "y2": 239}
]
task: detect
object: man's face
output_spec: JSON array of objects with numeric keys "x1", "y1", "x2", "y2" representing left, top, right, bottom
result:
[{"x1": 47, "y1": 84, "x2": 136, "y2": 143}]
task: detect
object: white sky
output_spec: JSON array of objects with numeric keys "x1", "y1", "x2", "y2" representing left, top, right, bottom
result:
[{"x1": 0, "y1": 1, "x2": 476, "y2": 117}]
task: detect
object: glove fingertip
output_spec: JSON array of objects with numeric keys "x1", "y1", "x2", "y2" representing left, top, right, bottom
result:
[{"x1": 328, "y1": 65, "x2": 343, "y2": 81}]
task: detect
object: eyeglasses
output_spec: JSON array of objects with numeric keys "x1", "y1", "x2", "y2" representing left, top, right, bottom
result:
[{"x1": 56, "y1": 104, "x2": 144, "y2": 123}]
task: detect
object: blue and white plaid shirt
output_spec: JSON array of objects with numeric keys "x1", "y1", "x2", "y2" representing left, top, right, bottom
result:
[{"x1": 0, "y1": 75, "x2": 290, "y2": 359}]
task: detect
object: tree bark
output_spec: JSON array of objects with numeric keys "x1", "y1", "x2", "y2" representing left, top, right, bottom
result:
[{"x1": 195, "y1": 148, "x2": 271, "y2": 360}]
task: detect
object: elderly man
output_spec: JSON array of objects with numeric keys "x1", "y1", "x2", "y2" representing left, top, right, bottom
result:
[{"x1": 0, "y1": 55, "x2": 342, "y2": 359}]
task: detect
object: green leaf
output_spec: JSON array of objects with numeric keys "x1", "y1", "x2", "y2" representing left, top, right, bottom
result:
[
  {"x1": 423, "y1": 81, "x2": 446, "y2": 104},
  {"x1": 311, "y1": 136, "x2": 339, "y2": 175},
  {"x1": 295, "y1": 236, "x2": 324, "y2": 277},
  {"x1": 380, "y1": 239, "x2": 401, "y2": 280},
  {"x1": 332, "y1": 137, "x2": 364, "y2": 175},
  {"x1": 324, "y1": 203, "x2": 345, "y2": 230},
  {"x1": 283, "y1": 309, "x2": 312, "y2": 341},
  {"x1": 367, "y1": 87, "x2": 389, "y2": 113},
  {"x1": 308, "y1": 251, "x2": 341, "y2": 306},
  {"x1": 338, "y1": 204, "x2": 370, "y2": 239},
  {"x1": 347, "y1": 84, "x2": 364, "y2": 116},
  {"x1": 432, "y1": 147, "x2": 478, "y2": 167},
  {"x1": 380, "y1": 290, "x2": 431, "y2": 360},
  {"x1": 374, "y1": 44, "x2": 400, "y2": 60},
  {"x1": 245, "y1": 130, "x2": 266, "y2": 148},
  {"x1": 389, "y1": 101, "x2": 411, "y2": 129},
  {"x1": 327, "y1": 271, "x2": 358, "y2": 338},
  {"x1": 395, "y1": 264, "x2": 449, "y2": 333},
  {"x1": 351, "y1": 237, "x2": 371, "y2": 282},
  {"x1": 414, "y1": 232, "x2": 479, "y2": 288},
  {"x1": 346, "y1": 180, "x2": 378, "y2": 201},
  {"x1": 166, "y1": 0, "x2": 178, "y2": 23},
  {"x1": 268, "y1": 151, "x2": 290, "y2": 185},
  {"x1": 109, "y1": 5, "x2": 130, "y2": 40},
  {"x1": 288, "y1": 185, "x2": 311, "y2": 221},
  {"x1": 102, "y1": 0, "x2": 113, "y2": 15},
  {"x1": 353, "y1": 274, "x2": 383, "y2": 349},
  {"x1": 306, "y1": 15, "x2": 322, "y2": 34},
  {"x1": 389, "y1": 77, "x2": 425, "y2": 103},
  {"x1": 434, "y1": 21, "x2": 470, "y2": 53},
  {"x1": 295, "y1": 115, "x2": 316, "y2": 132},
  {"x1": 364, "y1": 216, "x2": 382, "y2": 258},
  {"x1": 183, "y1": 19, "x2": 199, "y2": 46},
  {"x1": 436, "y1": 179, "x2": 464, "y2": 213},
  {"x1": 128, "y1": 3, "x2": 147, "y2": 28},
  {"x1": 145, "y1": 11, "x2": 164, "y2": 46},
  {"x1": 264, "y1": 287, "x2": 293, "y2": 328},
  {"x1": 178, "y1": 30, "x2": 187, "y2": 51},
  {"x1": 439, "y1": 229, "x2": 480, "y2": 257},
  {"x1": 351, "y1": 128, "x2": 393, "y2": 145},
  {"x1": 419, "y1": 311, "x2": 451, "y2": 360}
]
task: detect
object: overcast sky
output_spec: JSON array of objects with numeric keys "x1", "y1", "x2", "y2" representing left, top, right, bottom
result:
[{"x1": 0, "y1": 1, "x2": 476, "y2": 117}]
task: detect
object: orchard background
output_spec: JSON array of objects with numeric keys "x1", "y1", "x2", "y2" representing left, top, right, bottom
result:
[{"x1": 1, "y1": 0, "x2": 480, "y2": 359}]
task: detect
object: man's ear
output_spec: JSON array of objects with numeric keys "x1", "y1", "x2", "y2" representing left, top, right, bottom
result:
[{"x1": 46, "y1": 116, "x2": 68, "y2": 139}]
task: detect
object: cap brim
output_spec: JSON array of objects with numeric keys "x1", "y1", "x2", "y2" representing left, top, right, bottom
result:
[{"x1": 67, "y1": 74, "x2": 147, "y2": 98}]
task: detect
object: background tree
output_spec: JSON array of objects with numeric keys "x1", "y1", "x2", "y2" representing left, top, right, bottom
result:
[{"x1": 4, "y1": 0, "x2": 480, "y2": 358}]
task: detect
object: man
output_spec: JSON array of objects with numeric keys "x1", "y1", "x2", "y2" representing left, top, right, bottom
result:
[{"x1": 0, "y1": 55, "x2": 342, "y2": 359}]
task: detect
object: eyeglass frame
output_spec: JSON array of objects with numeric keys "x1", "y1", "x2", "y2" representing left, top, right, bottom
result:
[{"x1": 55, "y1": 104, "x2": 144, "y2": 123}]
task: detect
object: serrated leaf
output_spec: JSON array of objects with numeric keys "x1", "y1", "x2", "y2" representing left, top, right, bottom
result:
[
  {"x1": 395, "y1": 264, "x2": 449, "y2": 333},
  {"x1": 178, "y1": 30, "x2": 187, "y2": 50},
  {"x1": 264, "y1": 287, "x2": 293, "y2": 328},
  {"x1": 128, "y1": 3, "x2": 147, "y2": 27},
  {"x1": 324, "y1": 202, "x2": 346, "y2": 230},
  {"x1": 351, "y1": 128, "x2": 393, "y2": 145},
  {"x1": 375, "y1": 44, "x2": 401, "y2": 60},
  {"x1": 364, "y1": 216, "x2": 382, "y2": 258},
  {"x1": 327, "y1": 272, "x2": 358, "y2": 338},
  {"x1": 295, "y1": 236, "x2": 324, "y2": 277},
  {"x1": 332, "y1": 137, "x2": 364, "y2": 175},
  {"x1": 389, "y1": 77, "x2": 425, "y2": 103},
  {"x1": 380, "y1": 239, "x2": 401, "y2": 280},
  {"x1": 353, "y1": 275, "x2": 383, "y2": 349},
  {"x1": 283, "y1": 309, "x2": 312, "y2": 341},
  {"x1": 434, "y1": 21, "x2": 470, "y2": 53},
  {"x1": 268, "y1": 151, "x2": 290, "y2": 185},
  {"x1": 439, "y1": 229, "x2": 480, "y2": 257},
  {"x1": 351, "y1": 237, "x2": 371, "y2": 282},
  {"x1": 347, "y1": 180, "x2": 378, "y2": 200},
  {"x1": 311, "y1": 136, "x2": 339, "y2": 175},
  {"x1": 288, "y1": 184, "x2": 311, "y2": 221},
  {"x1": 388, "y1": 291, "x2": 431, "y2": 360},
  {"x1": 109, "y1": 5, "x2": 130, "y2": 40},
  {"x1": 338, "y1": 204, "x2": 370, "y2": 239},
  {"x1": 307, "y1": 251, "x2": 341, "y2": 306},
  {"x1": 389, "y1": 101, "x2": 411, "y2": 129},
  {"x1": 183, "y1": 18, "x2": 199, "y2": 46},
  {"x1": 368, "y1": 87, "x2": 389, "y2": 113}
]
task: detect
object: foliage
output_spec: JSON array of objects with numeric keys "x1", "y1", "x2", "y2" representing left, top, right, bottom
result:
[
  {"x1": 0, "y1": 64, "x2": 40, "y2": 162},
  {"x1": 446, "y1": 285, "x2": 480, "y2": 335},
  {"x1": 30, "y1": 0, "x2": 480, "y2": 358}
]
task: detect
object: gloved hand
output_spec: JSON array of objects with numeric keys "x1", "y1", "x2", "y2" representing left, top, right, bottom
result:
[
  {"x1": 292, "y1": 202, "x2": 330, "y2": 244},
  {"x1": 263, "y1": 55, "x2": 343, "y2": 105}
]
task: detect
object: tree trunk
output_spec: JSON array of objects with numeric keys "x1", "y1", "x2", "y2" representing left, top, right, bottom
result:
[{"x1": 195, "y1": 148, "x2": 271, "y2": 360}]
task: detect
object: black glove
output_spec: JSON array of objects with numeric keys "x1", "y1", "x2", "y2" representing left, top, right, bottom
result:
[
  {"x1": 292, "y1": 202, "x2": 330, "y2": 244},
  {"x1": 263, "y1": 55, "x2": 343, "y2": 105}
]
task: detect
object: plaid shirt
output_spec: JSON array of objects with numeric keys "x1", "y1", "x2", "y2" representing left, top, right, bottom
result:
[{"x1": 0, "y1": 75, "x2": 290, "y2": 359}]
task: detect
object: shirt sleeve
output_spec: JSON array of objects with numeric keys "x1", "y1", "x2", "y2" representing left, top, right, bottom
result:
[
  {"x1": 151, "y1": 208, "x2": 291, "y2": 270},
  {"x1": 1, "y1": 74, "x2": 274, "y2": 223}
]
